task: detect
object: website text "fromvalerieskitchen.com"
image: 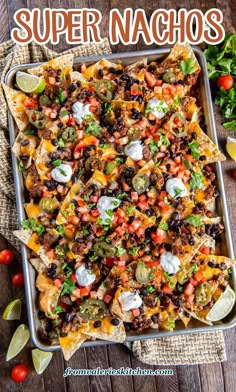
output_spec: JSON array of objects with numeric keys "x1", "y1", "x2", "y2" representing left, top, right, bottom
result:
[{"x1": 63, "y1": 367, "x2": 173, "y2": 377}]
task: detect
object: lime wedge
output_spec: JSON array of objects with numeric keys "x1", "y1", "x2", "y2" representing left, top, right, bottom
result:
[
  {"x1": 2, "y1": 299, "x2": 22, "y2": 320},
  {"x1": 16, "y1": 71, "x2": 46, "y2": 93},
  {"x1": 32, "y1": 349, "x2": 53, "y2": 375},
  {"x1": 226, "y1": 137, "x2": 236, "y2": 161},
  {"x1": 6, "y1": 324, "x2": 30, "y2": 361},
  {"x1": 206, "y1": 285, "x2": 236, "y2": 322}
]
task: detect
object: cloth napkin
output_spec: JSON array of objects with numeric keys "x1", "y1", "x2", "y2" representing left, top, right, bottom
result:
[{"x1": 0, "y1": 37, "x2": 226, "y2": 365}]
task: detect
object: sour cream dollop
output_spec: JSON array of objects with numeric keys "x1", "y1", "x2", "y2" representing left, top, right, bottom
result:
[
  {"x1": 119, "y1": 291, "x2": 142, "y2": 311},
  {"x1": 160, "y1": 252, "x2": 181, "y2": 275},
  {"x1": 166, "y1": 178, "x2": 188, "y2": 198},
  {"x1": 51, "y1": 164, "x2": 72, "y2": 183},
  {"x1": 75, "y1": 263, "x2": 96, "y2": 287},
  {"x1": 124, "y1": 140, "x2": 143, "y2": 161},
  {"x1": 146, "y1": 98, "x2": 168, "y2": 119},
  {"x1": 97, "y1": 196, "x2": 120, "y2": 224},
  {"x1": 72, "y1": 101, "x2": 92, "y2": 124}
]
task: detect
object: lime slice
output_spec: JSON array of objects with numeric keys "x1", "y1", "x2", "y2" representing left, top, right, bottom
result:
[
  {"x1": 6, "y1": 324, "x2": 30, "y2": 361},
  {"x1": 226, "y1": 137, "x2": 236, "y2": 161},
  {"x1": 206, "y1": 285, "x2": 236, "y2": 322},
  {"x1": 16, "y1": 71, "x2": 46, "y2": 93},
  {"x1": 2, "y1": 299, "x2": 22, "y2": 320},
  {"x1": 32, "y1": 349, "x2": 53, "y2": 375}
]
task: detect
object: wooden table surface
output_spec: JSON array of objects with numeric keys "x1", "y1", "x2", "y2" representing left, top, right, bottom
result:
[{"x1": 0, "y1": 1, "x2": 236, "y2": 391}]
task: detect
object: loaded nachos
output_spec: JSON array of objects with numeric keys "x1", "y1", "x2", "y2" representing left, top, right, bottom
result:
[{"x1": 4, "y1": 44, "x2": 236, "y2": 360}]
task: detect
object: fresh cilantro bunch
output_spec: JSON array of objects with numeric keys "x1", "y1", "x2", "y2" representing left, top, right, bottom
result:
[{"x1": 205, "y1": 32, "x2": 236, "y2": 131}]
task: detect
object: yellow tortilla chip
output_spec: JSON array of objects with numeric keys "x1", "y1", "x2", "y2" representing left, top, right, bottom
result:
[
  {"x1": 195, "y1": 254, "x2": 236, "y2": 268},
  {"x1": 13, "y1": 229, "x2": 52, "y2": 266},
  {"x1": 125, "y1": 59, "x2": 147, "y2": 72},
  {"x1": 110, "y1": 287, "x2": 134, "y2": 323},
  {"x1": 161, "y1": 42, "x2": 201, "y2": 74},
  {"x1": 56, "y1": 182, "x2": 83, "y2": 225},
  {"x1": 29, "y1": 257, "x2": 46, "y2": 273},
  {"x1": 12, "y1": 133, "x2": 37, "y2": 169},
  {"x1": 2, "y1": 83, "x2": 29, "y2": 131},
  {"x1": 189, "y1": 122, "x2": 226, "y2": 163},
  {"x1": 27, "y1": 54, "x2": 74, "y2": 76},
  {"x1": 87, "y1": 317, "x2": 126, "y2": 342},
  {"x1": 59, "y1": 328, "x2": 89, "y2": 361},
  {"x1": 178, "y1": 234, "x2": 210, "y2": 266}
]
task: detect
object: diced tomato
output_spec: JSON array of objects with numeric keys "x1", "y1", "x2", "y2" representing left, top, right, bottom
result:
[
  {"x1": 48, "y1": 76, "x2": 56, "y2": 85},
  {"x1": 151, "y1": 229, "x2": 167, "y2": 244},
  {"x1": 136, "y1": 201, "x2": 147, "y2": 210},
  {"x1": 81, "y1": 213, "x2": 90, "y2": 222},
  {"x1": 158, "y1": 191, "x2": 168, "y2": 201},
  {"x1": 190, "y1": 278, "x2": 198, "y2": 287},
  {"x1": 166, "y1": 84, "x2": 177, "y2": 95},
  {"x1": 103, "y1": 293, "x2": 113, "y2": 303},
  {"x1": 114, "y1": 259, "x2": 126, "y2": 267},
  {"x1": 115, "y1": 226, "x2": 126, "y2": 236},
  {"x1": 91, "y1": 209, "x2": 99, "y2": 217},
  {"x1": 187, "y1": 294, "x2": 195, "y2": 304},
  {"x1": 127, "y1": 225, "x2": 135, "y2": 234},
  {"x1": 184, "y1": 283, "x2": 195, "y2": 296},
  {"x1": 77, "y1": 199, "x2": 86, "y2": 207},
  {"x1": 184, "y1": 154, "x2": 195, "y2": 163},
  {"x1": 130, "y1": 83, "x2": 142, "y2": 95},
  {"x1": 162, "y1": 284, "x2": 173, "y2": 294},
  {"x1": 72, "y1": 288, "x2": 81, "y2": 298},
  {"x1": 46, "y1": 249, "x2": 55, "y2": 259},
  {"x1": 79, "y1": 286, "x2": 91, "y2": 297},
  {"x1": 67, "y1": 114, "x2": 76, "y2": 125},
  {"x1": 77, "y1": 130, "x2": 85, "y2": 139},
  {"x1": 121, "y1": 181, "x2": 130, "y2": 191},
  {"x1": 139, "y1": 194, "x2": 147, "y2": 202},
  {"x1": 131, "y1": 219, "x2": 142, "y2": 230},
  {"x1": 131, "y1": 308, "x2": 140, "y2": 317},
  {"x1": 105, "y1": 258, "x2": 114, "y2": 267},
  {"x1": 54, "y1": 278, "x2": 62, "y2": 289},
  {"x1": 145, "y1": 71, "x2": 157, "y2": 88},
  {"x1": 90, "y1": 195, "x2": 98, "y2": 203},
  {"x1": 67, "y1": 215, "x2": 79, "y2": 225},
  {"x1": 193, "y1": 271, "x2": 205, "y2": 283},
  {"x1": 23, "y1": 98, "x2": 38, "y2": 109},
  {"x1": 70, "y1": 273, "x2": 77, "y2": 283},
  {"x1": 200, "y1": 245, "x2": 210, "y2": 255},
  {"x1": 155, "y1": 79, "x2": 163, "y2": 86},
  {"x1": 89, "y1": 96, "x2": 100, "y2": 106},
  {"x1": 78, "y1": 206, "x2": 88, "y2": 214},
  {"x1": 135, "y1": 226, "x2": 145, "y2": 237}
]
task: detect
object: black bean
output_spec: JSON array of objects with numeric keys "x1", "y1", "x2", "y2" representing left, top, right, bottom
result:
[
  {"x1": 128, "y1": 216, "x2": 135, "y2": 224},
  {"x1": 98, "y1": 69, "x2": 103, "y2": 77},
  {"x1": 177, "y1": 80, "x2": 186, "y2": 86},
  {"x1": 174, "y1": 298, "x2": 182, "y2": 307},
  {"x1": 60, "y1": 332, "x2": 68, "y2": 337},
  {"x1": 69, "y1": 83, "x2": 77, "y2": 92},
  {"x1": 50, "y1": 152, "x2": 58, "y2": 160},
  {"x1": 109, "y1": 67, "x2": 116, "y2": 74},
  {"x1": 151, "y1": 314, "x2": 159, "y2": 323},
  {"x1": 200, "y1": 155, "x2": 207, "y2": 161},
  {"x1": 57, "y1": 69, "x2": 62, "y2": 75},
  {"x1": 165, "y1": 243, "x2": 172, "y2": 251},
  {"x1": 185, "y1": 311, "x2": 191, "y2": 318},
  {"x1": 51, "y1": 139, "x2": 58, "y2": 146},
  {"x1": 38, "y1": 310, "x2": 45, "y2": 320},
  {"x1": 140, "y1": 287, "x2": 148, "y2": 296},
  {"x1": 115, "y1": 277, "x2": 122, "y2": 286},
  {"x1": 44, "y1": 179, "x2": 57, "y2": 191},
  {"x1": 93, "y1": 320, "x2": 102, "y2": 328},
  {"x1": 189, "y1": 237, "x2": 195, "y2": 246},
  {"x1": 76, "y1": 81, "x2": 81, "y2": 87},
  {"x1": 147, "y1": 65, "x2": 155, "y2": 73},
  {"x1": 124, "y1": 167, "x2": 135, "y2": 179},
  {"x1": 191, "y1": 132, "x2": 197, "y2": 140},
  {"x1": 21, "y1": 139, "x2": 30, "y2": 146},
  {"x1": 208, "y1": 261, "x2": 217, "y2": 268},
  {"x1": 111, "y1": 318, "x2": 120, "y2": 326},
  {"x1": 57, "y1": 122, "x2": 63, "y2": 128}
]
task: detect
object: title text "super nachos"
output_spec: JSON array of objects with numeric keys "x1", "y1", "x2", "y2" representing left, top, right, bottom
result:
[{"x1": 12, "y1": 8, "x2": 225, "y2": 46}]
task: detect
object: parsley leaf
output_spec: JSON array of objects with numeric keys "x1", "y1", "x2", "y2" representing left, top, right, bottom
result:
[
  {"x1": 185, "y1": 214, "x2": 202, "y2": 227},
  {"x1": 188, "y1": 141, "x2": 200, "y2": 160},
  {"x1": 21, "y1": 218, "x2": 45, "y2": 235},
  {"x1": 149, "y1": 140, "x2": 159, "y2": 152},
  {"x1": 60, "y1": 278, "x2": 75, "y2": 296},
  {"x1": 180, "y1": 58, "x2": 197, "y2": 75},
  {"x1": 190, "y1": 171, "x2": 204, "y2": 190}
]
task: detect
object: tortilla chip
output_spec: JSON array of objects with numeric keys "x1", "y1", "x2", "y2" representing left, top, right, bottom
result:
[
  {"x1": 56, "y1": 181, "x2": 83, "y2": 225},
  {"x1": 59, "y1": 328, "x2": 89, "y2": 361},
  {"x1": 2, "y1": 83, "x2": 29, "y2": 131},
  {"x1": 13, "y1": 230, "x2": 52, "y2": 266},
  {"x1": 161, "y1": 43, "x2": 201, "y2": 74},
  {"x1": 182, "y1": 308, "x2": 213, "y2": 326},
  {"x1": 27, "y1": 54, "x2": 74, "y2": 76},
  {"x1": 125, "y1": 59, "x2": 147, "y2": 72},
  {"x1": 29, "y1": 257, "x2": 46, "y2": 272},
  {"x1": 110, "y1": 288, "x2": 133, "y2": 323},
  {"x1": 195, "y1": 254, "x2": 236, "y2": 268},
  {"x1": 189, "y1": 122, "x2": 226, "y2": 163},
  {"x1": 12, "y1": 133, "x2": 37, "y2": 169},
  {"x1": 111, "y1": 99, "x2": 144, "y2": 112},
  {"x1": 178, "y1": 234, "x2": 210, "y2": 266},
  {"x1": 86, "y1": 317, "x2": 126, "y2": 343}
]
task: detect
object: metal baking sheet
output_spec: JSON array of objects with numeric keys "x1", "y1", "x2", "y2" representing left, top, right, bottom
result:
[{"x1": 5, "y1": 47, "x2": 236, "y2": 352}]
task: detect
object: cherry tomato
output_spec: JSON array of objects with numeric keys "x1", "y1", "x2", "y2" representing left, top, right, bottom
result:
[
  {"x1": 12, "y1": 273, "x2": 24, "y2": 287},
  {"x1": 217, "y1": 75, "x2": 234, "y2": 90},
  {"x1": 0, "y1": 249, "x2": 14, "y2": 264},
  {"x1": 11, "y1": 364, "x2": 28, "y2": 383}
]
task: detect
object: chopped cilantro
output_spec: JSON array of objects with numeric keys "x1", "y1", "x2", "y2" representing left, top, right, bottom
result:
[
  {"x1": 180, "y1": 58, "x2": 197, "y2": 75},
  {"x1": 190, "y1": 171, "x2": 204, "y2": 190},
  {"x1": 58, "y1": 138, "x2": 65, "y2": 147},
  {"x1": 84, "y1": 120, "x2": 102, "y2": 137},
  {"x1": 192, "y1": 264, "x2": 198, "y2": 273},
  {"x1": 126, "y1": 205, "x2": 136, "y2": 215},
  {"x1": 52, "y1": 306, "x2": 64, "y2": 315},
  {"x1": 83, "y1": 194, "x2": 89, "y2": 201},
  {"x1": 60, "y1": 278, "x2": 75, "y2": 296},
  {"x1": 60, "y1": 110, "x2": 69, "y2": 117},
  {"x1": 58, "y1": 88, "x2": 66, "y2": 104},
  {"x1": 56, "y1": 225, "x2": 65, "y2": 236},
  {"x1": 188, "y1": 141, "x2": 200, "y2": 160},
  {"x1": 52, "y1": 159, "x2": 62, "y2": 167},
  {"x1": 185, "y1": 214, "x2": 202, "y2": 227},
  {"x1": 82, "y1": 227, "x2": 89, "y2": 236},
  {"x1": 116, "y1": 192, "x2": 127, "y2": 200},
  {"x1": 115, "y1": 157, "x2": 124, "y2": 164},
  {"x1": 128, "y1": 246, "x2": 140, "y2": 256},
  {"x1": 116, "y1": 244, "x2": 126, "y2": 257},
  {"x1": 149, "y1": 140, "x2": 159, "y2": 153},
  {"x1": 24, "y1": 129, "x2": 36, "y2": 135},
  {"x1": 157, "y1": 134, "x2": 170, "y2": 148},
  {"x1": 146, "y1": 285, "x2": 155, "y2": 294},
  {"x1": 21, "y1": 218, "x2": 45, "y2": 235},
  {"x1": 62, "y1": 262, "x2": 73, "y2": 277}
]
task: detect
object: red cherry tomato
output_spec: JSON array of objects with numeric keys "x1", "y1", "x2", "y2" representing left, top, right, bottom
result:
[
  {"x1": 217, "y1": 75, "x2": 234, "y2": 90},
  {"x1": 12, "y1": 273, "x2": 24, "y2": 287},
  {"x1": 11, "y1": 364, "x2": 28, "y2": 383},
  {"x1": 0, "y1": 249, "x2": 14, "y2": 264}
]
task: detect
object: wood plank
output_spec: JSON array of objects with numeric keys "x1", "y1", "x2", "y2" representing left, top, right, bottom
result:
[
  {"x1": 48, "y1": 0, "x2": 70, "y2": 52},
  {"x1": 85, "y1": 345, "x2": 113, "y2": 391},
  {"x1": 199, "y1": 363, "x2": 225, "y2": 392},
  {"x1": 7, "y1": 0, "x2": 28, "y2": 31},
  {"x1": 222, "y1": 361, "x2": 236, "y2": 392},
  {"x1": 177, "y1": 365, "x2": 202, "y2": 392},
  {"x1": 154, "y1": 366, "x2": 179, "y2": 392},
  {"x1": 0, "y1": 0, "x2": 10, "y2": 42},
  {"x1": 130, "y1": 351, "x2": 157, "y2": 392},
  {"x1": 64, "y1": 348, "x2": 90, "y2": 392},
  {"x1": 107, "y1": 344, "x2": 134, "y2": 392}
]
